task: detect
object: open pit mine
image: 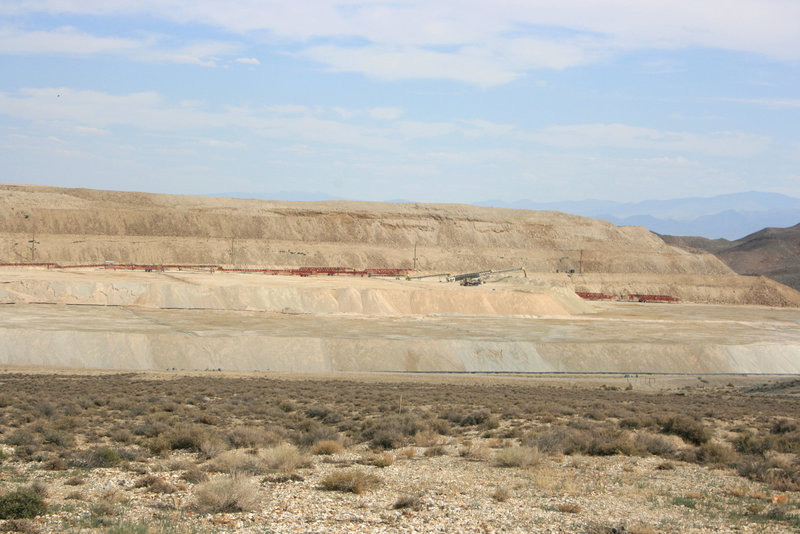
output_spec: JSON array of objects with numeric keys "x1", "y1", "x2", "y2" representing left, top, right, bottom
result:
[{"x1": 1, "y1": 184, "x2": 799, "y2": 374}]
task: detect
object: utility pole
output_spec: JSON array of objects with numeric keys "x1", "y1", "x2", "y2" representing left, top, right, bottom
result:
[
  {"x1": 28, "y1": 231, "x2": 39, "y2": 261},
  {"x1": 229, "y1": 237, "x2": 235, "y2": 266},
  {"x1": 413, "y1": 243, "x2": 418, "y2": 271},
  {"x1": 579, "y1": 249, "x2": 583, "y2": 274}
]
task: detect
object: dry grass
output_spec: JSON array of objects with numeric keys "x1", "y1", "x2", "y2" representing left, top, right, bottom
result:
[
  {"x1": 311, "y1": 439, "x2": 344, "y2": 455},
  {"x1": 261, "y1": 444, "x2": 311, "y2": 475},
  {"x1": 208, "y1": 449, "x2": 266, "y2": 475},
  {"x1": 320, "y1": 470, "x2": 381, "y2": 494},
  {"x1": 194, "y1": 475, "x2": 260, "y2": 513},
  {"x1": 493, "y1": 446, "x2": 542, "y2": 468},
  {"x1": 491, "y1": 487, "x2": 511, "y2": 502}
]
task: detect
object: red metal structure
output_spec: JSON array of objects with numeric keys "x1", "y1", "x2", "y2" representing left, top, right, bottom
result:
[
  {"x1": 629, "y1": 294, "x2": 680, "y2": 303},
  {"x1": 575, "y1": 292, "x2": 614, "y2": 300},
  {"x1": 0, "y1": 262, "x2": 410, "y2": 277}
]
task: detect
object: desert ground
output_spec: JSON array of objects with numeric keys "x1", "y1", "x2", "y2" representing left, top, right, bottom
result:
[
  {"x1": 1, "y1": 185, "x2": 799, "y2": 532},
  {"x1": 1, "y1": 371, "x2": 799, "y2": 533}
]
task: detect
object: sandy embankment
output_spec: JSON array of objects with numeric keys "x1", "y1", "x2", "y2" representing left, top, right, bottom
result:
[{"x1": 1, "y1": 269, "x2": 799, "y2": 374}]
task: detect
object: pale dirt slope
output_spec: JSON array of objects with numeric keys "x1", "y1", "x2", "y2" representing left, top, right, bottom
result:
[{"x1": 0, "y1": 184, "x2": 730, "y2": 275}]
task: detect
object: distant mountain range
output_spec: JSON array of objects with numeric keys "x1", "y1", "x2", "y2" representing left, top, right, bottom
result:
[{"x1": 475, "y1": 191, "x2": 800, "y2": 240}]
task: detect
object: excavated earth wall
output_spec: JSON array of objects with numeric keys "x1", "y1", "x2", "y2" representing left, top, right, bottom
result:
[
  {"x1": 1, "y1": 185, "x2": 799, "y2": 374},
  {"x1": 0, "y1": 184, "x2": 731, "y2": 276}
]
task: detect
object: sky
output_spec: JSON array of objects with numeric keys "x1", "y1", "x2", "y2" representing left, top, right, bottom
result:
[{"x1": 0, "y1": 0, "x2": 798, "y2": 204}]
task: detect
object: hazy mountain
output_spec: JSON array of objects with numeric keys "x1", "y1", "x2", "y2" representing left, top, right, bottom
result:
[{"x1": 476, "y1": 192, "x2": 800, "y2": 240}]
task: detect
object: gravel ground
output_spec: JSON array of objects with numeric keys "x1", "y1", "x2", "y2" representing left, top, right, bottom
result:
[{"x1": 4, "y1": 442, "x2": 798, "y2": 533}]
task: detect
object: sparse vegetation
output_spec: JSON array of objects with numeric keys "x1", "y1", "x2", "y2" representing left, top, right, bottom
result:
[
  {"x1": 320, "y1": 470, "x2": 381, "y2": 494},
  {"x1": 0, "y1": 373, "x2": 797, "y2": 531},
  {"x1": 194, "y1": 475, "x2": 260, "y2": 513},
  {"x1": 0, "y1": 487, "x2": 47, "y2": 519},
  {"x1": 493, "y1": 446, "x2": 542, "y2": 468}
]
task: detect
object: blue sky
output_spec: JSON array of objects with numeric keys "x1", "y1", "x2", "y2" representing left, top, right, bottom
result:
[{"x1": 0, "y1": 1, "x2": 798, "y2": 204}]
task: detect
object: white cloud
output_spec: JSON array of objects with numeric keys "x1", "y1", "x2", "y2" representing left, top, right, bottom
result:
[
  {"x1": 527, "y1": 123, "x2": 771, "y2": 158},
  {"x1": 302, "y1": 44, "x2": 519, "y2": 87},
  {"x1": 235, "y1": 57, "x2": 260, "y2": 65},
  {"x1": 723, "y1": 98, "x2": 800, "y2": 109},
  {"x1": 0, "y1": 88, "x2": 453, "y2": 150},
  {"x1": 0, "y1": 26, "x2": 240, "y2": 66},
  {"x1": 367, "y1": 107, "x2": 403, "y2": 120},
  {"x1": 3, "y1": 1, "x2": 799, "y2": 86},
  {"x1": 73, "y1": 125, "x2": 109, "y2": 135}
]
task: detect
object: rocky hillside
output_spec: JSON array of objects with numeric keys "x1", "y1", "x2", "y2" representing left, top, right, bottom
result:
[
  {"x1": 0, "y1": 184, "x2": 731, "y2": 275},
  {"x1": 662, "y1": 223, "x2": 800, "y2": 291}
]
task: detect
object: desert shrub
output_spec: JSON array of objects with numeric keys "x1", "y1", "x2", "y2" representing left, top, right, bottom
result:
[
  {"x1": 360, "y1": 414, "x2": 427, "y2": 450},
  {"x1": 320, "y1": 470, "x2": 381, "y2": 494},
  {"x1": 198, "y1": 436, "x2": 229, "y2": 460},
  {"x1": 68, "y1": 446, "x2": 123, "y2": 468},
  {"x1": 587, "y1": 429, "x2": 644, "y2": 457},
  {"x1": 364, "y1": 452, "x2": 394, "y2": 467},
  {"x1": 523, "y1": 426, "x2": 592, "y2": 455},
  {"x1": 181, "y1": 466, "x2": 209, "y2": 484},
  {"x1": 686, "y1": 441, "x2": 738, "y2": 466},
  {"x1": 413, "y1": 429, "x2": 440, "y2": 447},
  {"x1": 144, "y1": 436, "x2": 171, "y2": 456},
  {"x1": 109, "y1": 429, "x2": 134, "y2": 444},
  {"x1": 208, "y1": 450, "x2": 266, "y2": 475},
  {"x1": 194, "y1": 475, "x2": 260, "y2": 513},
  {"x1": 261, "y1": 444, "x2": 310, "y2": 475},
  {"x1": 635, "y1": 432, "x2": 678, "y2": 457},
  {"x1": 429, "y1": 418, "x2": 452, "y2": 436},
  {"x1": 311, "y1": 440, "x2": 344, "y2": 455},
  {"x1": 620, "y1": 415, "x2": 657, "y2": 430},
  {"x1": 0, "y1": 487, "x2": 47, "y2": 519},
  {"x1": 42, "y1": 455, "x2": 67, "y2": 471},
  {"x1": 132, "y1": 419, "x2": 170, "y2": 438},
  {"x1": 305, "y1": 405, "x2": 343, "y2": 424},
  {"x1": 557, "y1": 502, "x2": 582, "y2": 514},
  {"x1": 734, "y1": 431, "x2": 773, "y2": 455},
  {"x1": 493, "y1": 446, "x2": 542, "y2": 468},
  {"x1": 459, "y1": 442, "x2": 491, "y2": 461},
  {"x1": 491, "y1": 486, "x2": 511, "y2": 502},
  {"x1": 195, "y1": 412, "x2": 220, "y2": 426},
  {"x1": 165, "y1": 424, "x2": 207, "y2": 451},
  {"x1": 424, "y1": 445, "x2": 446, "y2": 457},
  {"x1": 459, "y1": 409, "x2": 491, "y2": 426},
  {"x1": 771, "y1": 419, "x2": 798, "y2": 434},
  {"x1": 393, "y1": 493, "x2": 422, "y2": 510},
  {"x1": 293, "y1": 421, "x2": 340, "y2": 448},
  {"x1": 660, "y1": 415, "x2": 710, "y2": 445},
  {"x1": 3, "y1": 430, "x2": 38, "y2": 447},
  {"x1": 226, "y1": 425, "x2": 281, "y2": 449},
  {"x1": 305, "y1": 405, "x2": 334, "y2": 419},
  {"x1": 40, "y1": 427, "x2": 74, "y2": 448},
  {"x1": 278, "y1": 400, "x2": 296, "y2": 413},
  {"x1": 369, "y1": 429, "x2": 403, "y2": 450},
  {"x1": 134, "y1": 475, "x2": 177, "y2": 494},
  {"x1": 0, "y1": 518, "x2": 39, "y2": 533}
]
